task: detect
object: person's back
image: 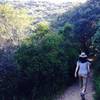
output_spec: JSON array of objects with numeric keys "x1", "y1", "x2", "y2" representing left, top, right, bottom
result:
[{"x1": 77, "y1": 61, "x2": 89, "y2": 76}]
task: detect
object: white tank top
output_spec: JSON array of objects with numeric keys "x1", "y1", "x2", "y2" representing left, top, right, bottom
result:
[{"x1": 77, "y1": 61, "x2": 89, "y2": 75}]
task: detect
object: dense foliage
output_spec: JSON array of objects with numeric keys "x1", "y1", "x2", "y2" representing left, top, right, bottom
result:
[
  {"x1": 15, "y1": 22, "x2": 78, "y2": 99},
  {"x1": 92, "y1": 21, "x2": 100, "y2": 100}
]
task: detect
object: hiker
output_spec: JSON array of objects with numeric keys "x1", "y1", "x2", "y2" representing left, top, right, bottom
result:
[{"x1": 74, "y1": 52, "x2": 90, "y2": 97}]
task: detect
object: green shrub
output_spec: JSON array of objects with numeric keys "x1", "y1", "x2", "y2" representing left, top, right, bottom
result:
[
  {"x1": 15, "y1": 23, "x2": 78, "y2": 99},
  {"x1": 94, "y1": 76, "x2": 100, "y2": 100},
  {"x1": 93, "y1": 21, "x2": 100, "y2": 100}
]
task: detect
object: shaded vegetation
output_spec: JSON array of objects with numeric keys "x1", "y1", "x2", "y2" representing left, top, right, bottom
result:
[
  {"x1": 15, "y1": 22, "x2": 78, "y2": 99},
  {"x1": 92, "y1": 21, "x2": 100, "y2": 100}
]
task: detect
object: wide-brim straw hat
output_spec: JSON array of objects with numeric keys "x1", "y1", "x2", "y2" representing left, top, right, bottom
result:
[{"x1": 79, "y1": 52, "x2": 87, "y2": 58}]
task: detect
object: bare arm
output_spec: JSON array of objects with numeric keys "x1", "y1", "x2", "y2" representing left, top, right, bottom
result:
[{"x1": 74, "y1": 61, "x2": 79, "y2": 78}]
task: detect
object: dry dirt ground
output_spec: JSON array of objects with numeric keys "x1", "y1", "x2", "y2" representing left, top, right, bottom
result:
[{"x1": 55, "y1": 73, "x2": 95, "y2": 100}]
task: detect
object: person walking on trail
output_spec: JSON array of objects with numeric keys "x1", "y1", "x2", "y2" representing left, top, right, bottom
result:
[{"x1": 74, "y1": 52, "x2": 91, "y2": 97}]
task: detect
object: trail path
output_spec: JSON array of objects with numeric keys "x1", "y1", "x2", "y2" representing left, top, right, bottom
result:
[{"x1": 55, "y1": 73, "x2": 95, "y2": 100}]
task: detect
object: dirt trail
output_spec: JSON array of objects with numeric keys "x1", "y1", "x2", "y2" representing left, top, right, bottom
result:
[{"x1": 55, "y1": 73, "x2": 95, "y2": 100}]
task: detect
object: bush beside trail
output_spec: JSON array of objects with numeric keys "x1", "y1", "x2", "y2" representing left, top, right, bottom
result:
[{"x1": 15, "y1": 23, "x2": 78, "y2": 99}]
